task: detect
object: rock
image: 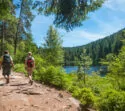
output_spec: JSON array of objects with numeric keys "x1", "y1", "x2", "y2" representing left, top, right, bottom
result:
[
  {"x1": 68, "y1": 97, "x2": 80, "y2": 107},
  {"x1": 58, "y1": 93, "x2": 63, "y2": 98}
]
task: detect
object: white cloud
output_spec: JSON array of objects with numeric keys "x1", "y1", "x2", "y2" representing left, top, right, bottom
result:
[
  {"x1": 61, "y1": 14, "x2": 125, "y2": 47},
  {"x1": 61, "y1": 0, "x2": 125, "y2": 47},
  {"x1": 104, "y1": 0, "x2": 125, "y2": 12},
  {"x1": 62, "y1": 30, "x2": 105, "y2": 47},
  {"x1": 90, "y1": 12, "x2": 125, "y2": 36},
  {"x1": 70, "y1": 30, "x2": 103, "y2": 40}
]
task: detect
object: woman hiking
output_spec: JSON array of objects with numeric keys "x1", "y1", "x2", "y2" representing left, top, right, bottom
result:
[{"x1": 25, "y1": 52, "x2": 35, "y2": 85}]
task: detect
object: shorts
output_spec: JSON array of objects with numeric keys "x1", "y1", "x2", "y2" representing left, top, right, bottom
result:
[
  {"x1": 26, "y1": 67, "x2": 34, "y2": 76},
  {"x1": 2, "y1": 64, "x2": 11, "y2": 76}
]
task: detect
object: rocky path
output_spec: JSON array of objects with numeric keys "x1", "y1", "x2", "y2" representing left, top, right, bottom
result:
[{"x1": 0, "y1": 71, "x2": 80, "y2": 111}]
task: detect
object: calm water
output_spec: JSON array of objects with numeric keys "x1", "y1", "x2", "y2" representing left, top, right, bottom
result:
[{"x1": 64, "y1": 66, "x2": 106, "y2": 76}]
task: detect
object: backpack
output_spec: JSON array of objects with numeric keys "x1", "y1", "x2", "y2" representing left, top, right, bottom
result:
[
  {"x1": 27, "y1": 57, "x2": 34, "y2": 68},
  {"x1": 3, "y1": 54, "x2": 11, "y2": 64}
]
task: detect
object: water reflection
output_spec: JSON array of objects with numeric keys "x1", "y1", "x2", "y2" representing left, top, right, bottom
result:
[{"x1": 64, "y1": 66, "x2": 107, "y2": 76}]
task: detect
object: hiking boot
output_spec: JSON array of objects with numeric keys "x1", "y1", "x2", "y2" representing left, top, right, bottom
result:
[
  {"x1": 29, "y1": 80, "x2": 33, "y2": 85},
  {"x1": 30, "y1": 80, "x2": 33, "y2": 85}
]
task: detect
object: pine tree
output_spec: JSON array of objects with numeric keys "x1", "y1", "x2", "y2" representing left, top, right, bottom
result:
[
  {"x1": 43, "y1": 25, "x2": 64, "y2": 66},
  {"x1": 14, "y1": 0, "x2": 35, "y2": 54},
  {"x1": 34, "y1": 0, "x2": 104, "y2": 30},
  {"x1": 0, "y1": 0, "x2": 16, "y2": 55},
  {"x1": 77, "y1": 49, "x2": 92, "y2": 84}
]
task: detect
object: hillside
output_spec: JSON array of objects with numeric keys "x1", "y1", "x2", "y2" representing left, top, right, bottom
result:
[
  {"x1": 64, "y1": 28, "x2": 125, "y2": 65},
  {"x1": 0, "y1": 71, "x2": 81, "y2": 111}
]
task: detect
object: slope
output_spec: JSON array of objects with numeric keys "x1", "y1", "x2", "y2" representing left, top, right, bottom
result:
[{"x1": 0, "y1": 70, "x2": 80, "y2": 111}]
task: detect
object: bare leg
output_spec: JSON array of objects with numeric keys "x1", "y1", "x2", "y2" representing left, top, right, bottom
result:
[
  {"x1": 3, "y1": 75, "x2": 7, "y2": 83},
  {"x1": 4, "y1": 75, "x2": 9, "y2": 84},
  {"x1": 28, "y1": 73, "x2": 32, "y2": 81},
  {"x1": 3, "y1": 75, "x2": 7, "y2": 79},
  {"x1": 27, "y1": 68, "x2": 33, "y2": 85}
]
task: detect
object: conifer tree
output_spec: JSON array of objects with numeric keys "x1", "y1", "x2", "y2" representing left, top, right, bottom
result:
[
  {"x1": 77, "y1": 49, "x2": 92, "y2": 84},
  {"x1": 34, "y1": 0, "x2": 104, "y2": 30},
  {"x1": 43, "y1": 25, "x2": 64, "y2": 66},
  {"x1": 14, "y1": 0, "x2": 35, "y2": 54},
  {"x1": 0, "y1": 0, "x2": 16, "y2": 55}
]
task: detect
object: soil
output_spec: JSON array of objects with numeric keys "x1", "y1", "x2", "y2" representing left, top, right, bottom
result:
[
  {"x1": 0, "y1": 70, "x2": 81, "y2": 111},
  {"x1": 0, "y1": 70, "x2": 96, "y2": 111}
]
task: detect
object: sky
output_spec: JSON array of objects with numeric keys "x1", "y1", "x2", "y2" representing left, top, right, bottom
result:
[{"x1": 31, "y1": 0, "x2": 125, "y2": 47}]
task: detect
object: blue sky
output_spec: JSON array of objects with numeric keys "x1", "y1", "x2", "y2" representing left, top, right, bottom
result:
[{"x1": 31, "y1": 0, "x2": 125, "y2": 47}]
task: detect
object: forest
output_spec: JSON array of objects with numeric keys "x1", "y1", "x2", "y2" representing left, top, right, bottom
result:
[
  {"x1": 0, "y1": 0, "x2": 125, "y2": 111},
  {"x1": 64, "y1": 28, "x2": 125, "y2": 66}
]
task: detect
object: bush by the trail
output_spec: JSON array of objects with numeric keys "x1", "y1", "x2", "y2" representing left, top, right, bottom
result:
[
  {"x1": 33, "y1": 55, "x2": 46, "y2": 81},
  {"x1": 13, "y1": 55, "x2": 68, "y2": 89},
  {"x1": 72, "y1": 88, "x2": 95, "y2": 107},
  {"x1": 32, "y1": 55, "x2": 66, "y2": 88},
  {"x1": 85, "y1": 75, "x2": 114, "y2": 95},
  {"x1": 45, "y1": 66, "x2": 65, "y2": 88},
  {"x1": 64, "y1": 74, "x2": 77, "y2": 91},
  {"x1": 34, "y1": 65, "x2": 67, "y2": 89},
  {"x1": 14, "y1": 64, "x2": 26, "y2": 74},
  {"x1": 96, "y1": 89, "x2": 125, "y2": 111}
]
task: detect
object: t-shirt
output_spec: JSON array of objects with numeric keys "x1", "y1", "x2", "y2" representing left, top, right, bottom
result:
[
  {"x1": 25, "y1": 56, "x2": 35, "y2": 67},
  {"x1": 25, "y1": 56, "x2": 34, "y2": 61}
]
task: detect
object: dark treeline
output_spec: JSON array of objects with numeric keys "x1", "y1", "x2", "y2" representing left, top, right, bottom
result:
[{"x1": 64, "y1": 28, "x2": 125, "y2": 66}]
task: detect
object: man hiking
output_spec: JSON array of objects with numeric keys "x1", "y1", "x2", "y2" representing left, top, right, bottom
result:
[
  {"x1": 25, "y1": 52, "x2": 35, "y2": 85},
  {"x1": 0, "y1": 50, "x2": 14, "y2": 84}
]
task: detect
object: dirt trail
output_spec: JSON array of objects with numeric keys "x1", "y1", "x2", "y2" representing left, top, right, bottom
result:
[{"x1": 0, "y1": 71, "x2": 81, "y2": 111}]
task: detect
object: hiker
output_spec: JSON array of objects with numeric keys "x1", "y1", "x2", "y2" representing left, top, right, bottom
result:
[
  {"x1": 0, "y1": 50, "x2": 14, "y2": 84},
  {"x1": 25, "y1": 52, "x2": 35, "y2": 85}
]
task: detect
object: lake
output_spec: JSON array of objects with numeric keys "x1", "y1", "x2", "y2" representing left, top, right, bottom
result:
[{"x1": 64, "y1": 66, "x2": 106, "y2": 76}]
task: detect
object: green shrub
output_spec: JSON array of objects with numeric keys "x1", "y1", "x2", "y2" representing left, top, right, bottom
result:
[
  {"x1": 43, "y1": 66, "x2": 67, "y2": 89},
  {"x1": 64, "y1": 74, "x2": 77, "y2": 91},
  {"x1": 73, "y1": 88, "x2": 95, "y2": 107},
  {"x1": 34, "y1": 63, "x2": 67, "y2": 89},
  {"x1": 33, "y1": 67, "x2": 46, "y2": 81},
  {"x1": 14, "y1": 64, "x2": 26, "y2": 74},
  {"x1": 33, "y1": 55, "x2": 47, "y2": 81},
  {"x1": 85, "y1": 75, "x2": 114, "y2": 95},
  {"x1": 97, "y1": 89, "x2": 125, "y2": 111}
]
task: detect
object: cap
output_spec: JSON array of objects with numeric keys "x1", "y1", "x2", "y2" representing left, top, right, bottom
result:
[
  {"x1": 4, "y1": 50, "x2": 9, "y2": 54},
  {"x1": 28, "y1": 52, "x2": 32, "y2": 55}
]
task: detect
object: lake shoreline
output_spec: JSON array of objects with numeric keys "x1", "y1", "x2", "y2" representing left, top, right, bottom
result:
[{"x1": 64, "y1": 66, "x2": 107, "y2": 76}]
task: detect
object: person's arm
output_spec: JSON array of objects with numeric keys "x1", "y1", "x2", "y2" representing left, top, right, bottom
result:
[
  {"x1": 0, "y1": 61, "x2": 1, "y2": 70},
  {"x1": 32, "y1": 57, "x2": 35, "y2": 68},
  {"x1": 0, "y1": 56, "x2": 3, "y2": 70},
  {"x1": 10, "y1": 56, "x2": 14, "y2": 67},
  {"x1": 25, "y1": 57, "x2": 27, "y2": 69},
  {"x1": 11, "y1": 61, "x2": 14, "y2": 67}
]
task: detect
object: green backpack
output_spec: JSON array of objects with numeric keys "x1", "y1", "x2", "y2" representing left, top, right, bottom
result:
[{"x1": 3, "y1": 54, "x2": 11, "y2": 64}]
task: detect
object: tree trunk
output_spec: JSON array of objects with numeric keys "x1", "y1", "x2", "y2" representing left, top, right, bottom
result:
[
  {"x1": 83, "y1": 73, "x2": 86, "y2": 84},
  {"x1": 83, "y1": 68, "x2": 86, "y2": 84},
  {"x1": 1, "y1": 21, "x2": 5, "y2": 56},
  {"x1": 14, "y1": 22, "x2": 19, "y2": 55},
  {"x1": 14, "y1": 0, "x2": 24, "y2": 55}
]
